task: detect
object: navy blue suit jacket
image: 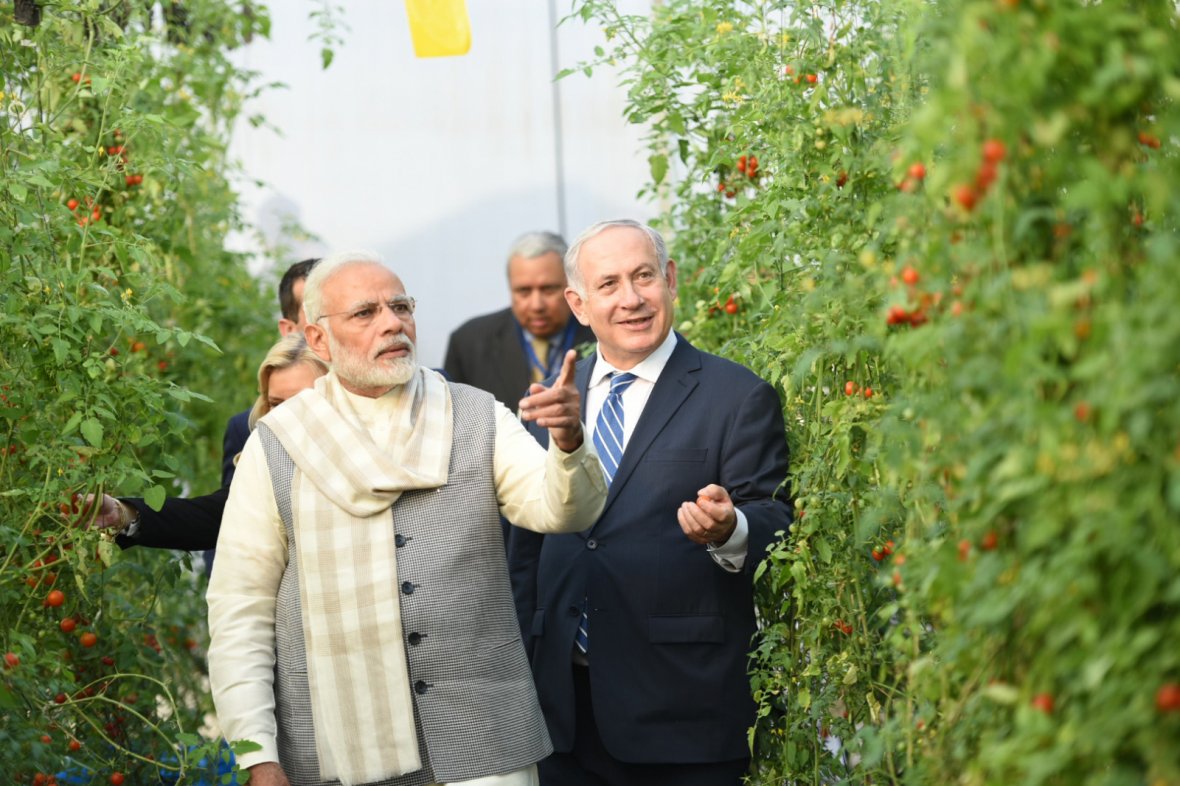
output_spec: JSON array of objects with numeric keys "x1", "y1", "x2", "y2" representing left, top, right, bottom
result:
[{"x1": 507, "y1": 334, "x2": 792, "y2": 765}]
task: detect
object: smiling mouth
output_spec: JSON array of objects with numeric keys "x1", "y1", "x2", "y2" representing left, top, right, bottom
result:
[{"x1": 619, "y1": 315, "x2": 652, "y2": 328}]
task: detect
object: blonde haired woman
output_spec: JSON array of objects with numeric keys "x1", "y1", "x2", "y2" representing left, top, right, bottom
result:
[
  {"x1": 247, "y1": 334, "x2": 328, "y2": 429},
  {"x1": 92, "y1": 335, "x2": 328, "y2": 550}
]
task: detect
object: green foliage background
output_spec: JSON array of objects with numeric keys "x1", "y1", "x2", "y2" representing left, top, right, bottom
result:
[
  {"x1": 570, "y1": 0, "x2": 1180, "y2": 784},
  {"x1": 1, "y1": 2, "x2": 279, "y2": 781}
]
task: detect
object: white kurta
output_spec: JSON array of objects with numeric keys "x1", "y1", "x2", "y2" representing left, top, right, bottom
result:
[{"x1": 207, "y1": 388, "x2": 604, "y2": 772}]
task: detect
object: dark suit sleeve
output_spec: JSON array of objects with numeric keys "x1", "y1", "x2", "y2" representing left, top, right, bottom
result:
[
  {"x1": 114, "y1": 486, "x2": 228, "y2": 551},
  {"x1": 724, "y1": 380, "x2": 793, "y2": 568},
  {"x1": 442, "y1": 331, "x2": 465, "y2": 385},
  {"x1": 221, "y1": 411, "x2": 251, "y2": 487}
]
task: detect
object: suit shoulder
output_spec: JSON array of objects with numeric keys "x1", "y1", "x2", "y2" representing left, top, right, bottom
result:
[
  {"x1": 694, "y1": 347, "x2": 775, "y2": 392},
  {"x1": 449, "y1": 308, "x2": 514, "y2": 340}
]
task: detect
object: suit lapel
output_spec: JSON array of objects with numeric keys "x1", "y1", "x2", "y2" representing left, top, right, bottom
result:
[{"x1": 599, "y1": 336, "x2": 701, "y2": 516}]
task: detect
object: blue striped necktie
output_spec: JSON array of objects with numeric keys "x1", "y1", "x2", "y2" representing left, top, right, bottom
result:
[
  {"x1": 591, "y1": 372, "x2": 637, "y2": 485},
  {"x1": 578, "y1": 371, "x2": 637, "y2": 656}
]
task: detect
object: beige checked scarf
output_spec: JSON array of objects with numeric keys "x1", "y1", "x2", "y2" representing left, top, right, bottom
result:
[{"x1": 262, "y1": 367, "x2": 452, "y2": 785}]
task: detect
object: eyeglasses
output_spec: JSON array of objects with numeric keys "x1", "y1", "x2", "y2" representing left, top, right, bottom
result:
[{"x1": 315, "y1": 296, "x2": 416, "y2": 325}]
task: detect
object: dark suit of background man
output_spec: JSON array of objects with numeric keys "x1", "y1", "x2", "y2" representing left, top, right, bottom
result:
[
  {"x1": 444, "y1": 231, "x2": 595, "y2": 412},
  {"x1": 508, "y1": 219, "x2": 792, "y2": 786}
]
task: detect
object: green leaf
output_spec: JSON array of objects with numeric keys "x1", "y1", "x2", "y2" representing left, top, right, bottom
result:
[
  {"x1": 649, "y1": 153, "x2": 668, "y2": 185},
  {"x1": 144, "y1": 485, "x2": 167, "y2": 511},
  {"x1": 80, "y1": 417, "x2": 103, "y2": 448},
  {"x1": 62, "y1": 411, "x2": 83, "y2": 436},
  {"x1": 8, "y1": 182, "x2": 27, "y2": 203}
]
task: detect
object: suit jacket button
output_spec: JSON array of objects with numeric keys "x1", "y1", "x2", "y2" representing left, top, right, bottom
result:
[
  {"x1": 586, "y1": 538, "x2": 598, "y2": 550},
  {"x1": 401, "y1": 581, "x2": 416, "y2": 595},
  {"x1": 395, "y1": 534, "x2": 406, "y2": 547},
  {"x1": 567, "y1": 606, "x2": 580, "y2": 617},
  {"x1": 414, "y1": 680, "x2": 429, "y2": 695},
  {"x1": 408, "y1": 632, "x2": 422, "y2": 646}
]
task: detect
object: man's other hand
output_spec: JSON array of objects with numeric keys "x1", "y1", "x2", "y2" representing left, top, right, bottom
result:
[
  {"x1": 247, "y1": 762, "x2": 292, "y2": 786},
  {"x1": 678, "y1": 484, "x2": 738, "y2": 546}
]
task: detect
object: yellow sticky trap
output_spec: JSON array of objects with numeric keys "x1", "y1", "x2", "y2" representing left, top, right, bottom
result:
[{"x1": 405, "y1": 0, "x2": 472, "y2": 58}]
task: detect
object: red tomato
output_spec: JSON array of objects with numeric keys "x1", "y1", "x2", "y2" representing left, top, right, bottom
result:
[
  {"x1": 981, "y1": 138, "x2": 1007, "y2": 164},
  {"x1": 724, "y1": 301, "x2": 739, "y2": 315},
  {"x1": 863, "y1": 387, "x2": 873, "y2": 399},
  {"x1": 901, "y1": 265, "x2": 919, "y2": 285},
  {"x1": 980, "y1": 531, "x2": 998, "y2": 551},
  {"x1": 110, "y1": 774, "x2": 125, "y2": 786},
  {"x1": 953, "y1": 184, "x2": 978, "y2": 211},
  {"x1": 908, "y1": 162, "x2": 926, "y2": 181},
  {"x1": 60, "y1": 617, "x2": 77, "y2": 634},
  {"x1": 1031, "y1": 692, "x2": 1054, "y2": 714},
  {"x1": 66, "y1": 198, "x2": 79, "y2": 210},
  {"x1": 46, "y1": 589, "x2": 65, "y2": 607},
  {"x1": 1156, "y1": 683, "x2": 1180, "y2": 712},
  {"x1": 68, "y1": 739, "x2": 81, "y2": 751},
  {"x1": 80, "y1": 632, "x2": 98, "y2": 648},
  {"x1": 975, "y1": 162, "x2": 997, "y2": 191},
  {"x1": 4, "y1": 652, "x2": 18, "y2": 668},
  {"x1": 836, "y1": 170, "x2": 848, "y2": 188},
  {"x1": 805, "y1": 73, "x2": 818, "y2": 84},
  {"x1": 844, "y1": 381, "x2": 857, "y2": 396}
]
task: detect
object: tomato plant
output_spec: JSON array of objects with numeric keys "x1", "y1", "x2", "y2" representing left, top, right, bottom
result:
[
  {"x1": 566, "y1": 0, "x2": 1180, "y2": 783},
  {"x1": 0, "y1": 2, "x2": 296, "y2": 781}
]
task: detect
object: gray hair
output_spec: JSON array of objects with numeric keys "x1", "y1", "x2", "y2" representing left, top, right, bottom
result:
[
  {"x1": 564, "y1": 219, "x2": 669, "y2": 296},
  {"x1": 301, "y1": 249, "x2": 385, "y2": 323},
  {"x1": 506, "y1": 231, "x2": 568, "y2": 273}
]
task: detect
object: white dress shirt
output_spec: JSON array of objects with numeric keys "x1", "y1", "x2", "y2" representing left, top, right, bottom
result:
[{"x1": 585, "y1": 331, "x2": 749, "y2": 571}]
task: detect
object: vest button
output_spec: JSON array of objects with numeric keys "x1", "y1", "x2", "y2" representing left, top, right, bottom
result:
[
  {"x1": 414, "y1": 680, "x2": 429, "y2": 695},
  {"x1": 586, "y1": 538, "x2": 598, "y2": 550},
  {"x1": 395, "y1": 534, "x2": 406, "y2": 547},
  {"x1": 408, "y1": 632, "x2": 422, "y2": 646},
  {"x1": 401, "y1": 581, "x2": 415, "y2": 595}
]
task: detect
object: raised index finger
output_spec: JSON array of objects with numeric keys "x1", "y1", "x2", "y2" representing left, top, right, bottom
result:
[{"x1": 555, "y1": 349, "x2": 578, "y2": 388}]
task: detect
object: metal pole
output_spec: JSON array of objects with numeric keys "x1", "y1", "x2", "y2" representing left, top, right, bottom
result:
[{"x1": 547, "y1": 0, "x2": 569, "y2": 238}]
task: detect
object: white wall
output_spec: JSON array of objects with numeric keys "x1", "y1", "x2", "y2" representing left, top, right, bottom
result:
[{"x1": 230, "y1": 0, "x2": 656, "y2": 367}]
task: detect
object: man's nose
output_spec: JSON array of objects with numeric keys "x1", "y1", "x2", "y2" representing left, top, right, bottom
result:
[
  {"x1": 376, "y1": 303, "x2": 404, "y2": 332},
  {"x1": 619, "y1": 281, "x2": 644, "y2": 308},
  {"x1": 527, "y1": 290, "x2": 546, "y2": 311}
]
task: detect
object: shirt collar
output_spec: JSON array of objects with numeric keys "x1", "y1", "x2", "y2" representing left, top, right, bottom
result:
[{"x1": 589, "y1": 330, "x2": 679, "y2": 389}]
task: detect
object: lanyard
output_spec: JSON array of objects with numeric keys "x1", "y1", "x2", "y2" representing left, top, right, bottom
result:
[{"x1": 518, "y1": 319, "x2": 578, "y2": 382}]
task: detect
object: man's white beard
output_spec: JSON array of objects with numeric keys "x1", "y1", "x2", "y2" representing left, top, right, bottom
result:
[{"x1": 328, "y1": 331, "x2": 417, "y2": 390}]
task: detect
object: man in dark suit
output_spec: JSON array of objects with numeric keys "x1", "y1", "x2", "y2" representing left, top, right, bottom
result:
[
  {"x1": 444, "y1": 231, "x2": 595, "y2": 412},
  {"x1": 509, "y1": 219, "x2": 792, "y2": 786}
]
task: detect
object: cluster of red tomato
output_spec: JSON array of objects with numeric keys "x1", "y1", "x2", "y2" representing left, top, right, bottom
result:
[
  {"x1": 843, "y1": 380, "x2": 874, "y2": 399},
  {"x1": 717, "y1": 154, "x2": 760, "y2": 199},
  {"x1": 65, "y1": 196, "x2": 102, "y2": 227},
  {"x1": 107, "y1": 133, "x2": 143, "y2": 187},
  {"x1": 708, "y1": 292, "x2": 740, "y2": 316},
  {"x1": 885, "y1": 264, "x2": 944, "y2": 327},
  {"x1": 782, "y1": 65, "x2": 819, "y2": 85},
  {"x1": 952, "y1": 138, "x2": 1007, "y2": 212}
]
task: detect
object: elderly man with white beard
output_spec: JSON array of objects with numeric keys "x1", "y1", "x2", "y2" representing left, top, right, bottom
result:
[{"x1": 206, "y1": 249, "x2": 606, "y2": 786}]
